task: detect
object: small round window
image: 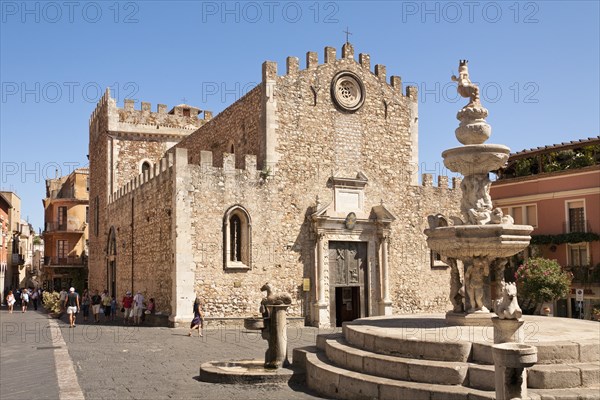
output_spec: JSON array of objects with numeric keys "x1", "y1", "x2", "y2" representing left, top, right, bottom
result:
[{"x1": 331, "y1": 71, "x2": 365, "y2": 112}]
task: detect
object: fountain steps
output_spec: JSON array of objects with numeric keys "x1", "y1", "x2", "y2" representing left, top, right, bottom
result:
[
  {"x1": 342, "y1": 323, "x2": 600, "y2": 365},
  {"x1": 293, "y1": 329, "x2": 600, "y2": 400},
  {"x1": 314, "y1": 334, "x2": 599, "y2": 390}
]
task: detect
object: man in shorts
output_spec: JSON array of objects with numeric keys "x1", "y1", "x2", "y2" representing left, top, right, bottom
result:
[
  {"x1": 122, "y1": 291, "x2": 134, "y2": 325},
  {"x1": 65, "y1": 287, "x2": 80, "y2": 328},
  {"x1": 91, "y1": 290, "x2": 102, "y2": 323},
  {"x1": 132, "y1": 291, "x2": 144, "y2": 325}
]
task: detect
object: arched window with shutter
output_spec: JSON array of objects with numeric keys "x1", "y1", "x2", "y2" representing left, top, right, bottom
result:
[{"x1": 223, "y1": 205, "x2": 251, "y2": 270}]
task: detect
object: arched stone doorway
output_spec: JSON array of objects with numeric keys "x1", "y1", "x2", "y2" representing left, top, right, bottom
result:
[{"x1": 107, "y1": 226, "x2": 117, "y2": 297}]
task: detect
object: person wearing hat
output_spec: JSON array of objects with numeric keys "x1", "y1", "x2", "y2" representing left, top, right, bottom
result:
[
  {"x1": 132, "y1": 290, "x2": 145, "y2": 325},
  {"x1": 65, "y1": 287, "x2": 80, "y2": 328},
  {"x1": 122, "y1": 291, "x2": 134, "y2": 325}
]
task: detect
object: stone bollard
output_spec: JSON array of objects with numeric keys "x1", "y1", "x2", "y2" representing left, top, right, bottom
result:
[
  {"x1": 492, "y1": 316, "x2": 525, "y2": 344},
  {"x1": 492, "y1": 343, "x2": 537, "y2": 400},
  {"x1": 264, "y1": 304, "x2": 290, "y2": 369}
]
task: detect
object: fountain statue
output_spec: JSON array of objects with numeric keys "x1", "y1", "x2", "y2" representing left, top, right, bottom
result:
[
  {"x1": 199, "y1": 283, "x2": 296, "y2": 383},
  {"x1": 425, "y1": 60, "x2": 533, "y2": 325},
  {"x1": 258, "y1": 283, "x2": 292, "y2": 369}
]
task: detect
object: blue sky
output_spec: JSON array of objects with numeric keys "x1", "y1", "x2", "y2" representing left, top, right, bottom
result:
[{"x1": 1, "y1": 0, "x2": 599, "y2": 231}]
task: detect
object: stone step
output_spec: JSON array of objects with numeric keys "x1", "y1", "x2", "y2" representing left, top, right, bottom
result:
[
  {"x1": 294, "y1": 347, "x2": 600, "y2": 400},
  {"x1": 467, "y1": 364, "x2": 495, "y2": 391},
  {"x1": 315, "y1": 335, "x2": 600, "y2": 391},
  {"x1": 528, "y1": 362, "x2": 600, "y2": 389},
  {"x1": 529, "y1": 387, "x2": 600, "y2": 400},
  {"x1": 468, "y1": 362, "x2": 600, "y2": 391},
  {"x1": 300, "y1": 348, "x2": 495, "y2": 400},
  {"x1": 322, "y1": 335, "x2": 469, "y2": 386},
  {"x1": 343, "y1": 324, "x2": 472, "y2": 362}
]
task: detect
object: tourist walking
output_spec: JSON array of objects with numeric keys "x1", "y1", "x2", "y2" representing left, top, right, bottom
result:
[
  {"x1": 91, "y1": 290, "x2": 102, "y2": 323},
  {"x1": 102, "y1": 291, "x2": 112, "y2": 321},
  {"x1": 188, "y1": 297, "x2": 204, "y2": 337},
  {"x1": 31, "y1": 288, "x2": 39, "y2": 310},
  {"x1": 108, "y1": 296, "x2": 115, "y2": 321},
  {"x1": 59, "y1": 288, "x2": 68, "y2": 312},
  {"x1": 81, "y1": 289, "x2": 91, "y2": 321},
  {"x1": 21, "y1": 289, "x2": 29, "y2": 313},
  {"x1": 132, "y1": 291, "x2": 144, "y2": 325},
  {"x1": 65, "y1": 287, "x2": 80, "y2": 328},
  {"x1": 122, "y1": 291, "x2": 133, "y2": 325},
  {"x1": 6, "y1": 290, "x2": 15, "y2": 313}
]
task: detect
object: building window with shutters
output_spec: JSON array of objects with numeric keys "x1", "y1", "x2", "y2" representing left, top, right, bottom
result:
[
  {"x1": 566, "y1": 200, "x2": 586, "y2": 233},
  {"x1": 223, "y1": 205, "x2": 251, "y2": 270}
]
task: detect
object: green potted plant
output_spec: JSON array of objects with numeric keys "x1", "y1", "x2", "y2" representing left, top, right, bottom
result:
[
  {"x1": 515, "y1": 258, "x2": 572, "y2": 315},
  {"x1": 42, "y1": 291, "x2": 63, "y2": 318},
  {"x1": 592, "y1": 305, "x2": 600, "y2": 322}
]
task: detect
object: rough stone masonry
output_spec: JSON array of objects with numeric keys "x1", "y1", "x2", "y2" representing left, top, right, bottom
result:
[{"x1": 88, "y1": 42, "x2": 461, "y2": 327}]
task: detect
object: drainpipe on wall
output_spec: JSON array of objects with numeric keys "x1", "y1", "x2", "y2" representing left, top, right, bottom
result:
[{"x1": 131, "y1": 196, "x2": 134, "y2": 293}]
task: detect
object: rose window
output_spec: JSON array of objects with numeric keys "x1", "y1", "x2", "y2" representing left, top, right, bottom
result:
[{"x1": 331, "y1": 71, "x2": 365, "y2": 111}]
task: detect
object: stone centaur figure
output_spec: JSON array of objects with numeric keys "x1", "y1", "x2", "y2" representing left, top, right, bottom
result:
[
  {"x1": 494, "y1": 281, "x2": 523, "y2": 320},
  {"x1": 259, "y1": 283, "x2": 292, "y2": 317}
]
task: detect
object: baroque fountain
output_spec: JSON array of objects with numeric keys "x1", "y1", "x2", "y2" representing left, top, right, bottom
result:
[{"x1": 424, "y1": 60, "x2": 533, "y2": 325}]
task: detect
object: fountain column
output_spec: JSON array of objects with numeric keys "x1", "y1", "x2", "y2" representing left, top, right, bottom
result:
[
  {"x1": 314, "y1": 232, "x2": 329, "y2": 327},
  {"x1": 379, "y1": 234, "x2": 392, "y2": 315},
  {"x1": 424, "y1": 60, "x2": 533, "y2": 326}
]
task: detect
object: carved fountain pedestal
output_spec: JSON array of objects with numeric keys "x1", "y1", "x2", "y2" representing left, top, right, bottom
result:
[
  {"x1": 199, "y1": 283, "x2": 298, "y2": 383},
  {"x1": 425, "y1": 60, "x2": 533, "y2": 326}
]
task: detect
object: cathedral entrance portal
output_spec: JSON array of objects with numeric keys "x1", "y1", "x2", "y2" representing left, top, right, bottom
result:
[{"x1": 329, "y1": 241, "x2": 367, "y2": 327}]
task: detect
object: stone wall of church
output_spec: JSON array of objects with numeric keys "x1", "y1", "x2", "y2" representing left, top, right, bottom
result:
[
  {"x1": 178, "y1": 43, "x2": 463, "y2": 321},
  {"x1": 175, "y1": 86, "x2": 263, "y2": 169},
  {"x1": 89, "y1": 44, "x2": 465, "y2": 326},
  {"x1": 88, "y1": 90, "x2": 111, "y2": 294},
  {"x1": 88, "y1": 91, "x2": 204, "y2": 304},
  {"x1": 186, "y1": 152, "x2": 310, "y2": 319},
  {"x1": 112, "y1": 139, "x2": 172, "y2": 191},
  {"x1": 104, "y1": 156, "x2": 175, "y2": 313}
]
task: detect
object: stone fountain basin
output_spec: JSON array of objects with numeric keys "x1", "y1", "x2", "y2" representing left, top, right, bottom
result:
[
  {"x1": 244, "y1": 317, "x2": 266, "y2": 330},
  {"x1": 442, "y1": 144, "x2": 510, "y2": 175},
  {"x1": 425, "y1": 224, "x2": 533, "y2": 259},
  {"x1": 492, "y1": 343, "x2": 538, "y2": 368}
]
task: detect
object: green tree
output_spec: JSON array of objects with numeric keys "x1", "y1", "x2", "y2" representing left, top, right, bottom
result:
[{"x1": 515, "y1": 258, "x2": 572, "y2": 303}]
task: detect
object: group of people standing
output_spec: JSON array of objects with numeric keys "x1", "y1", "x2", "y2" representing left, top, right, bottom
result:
[
  {"x1": 5, "y1": 287, "x2": 41, "y2": 313},
  {"x1": 71, "y1": 289, "x2": 155, "y2": 325}
]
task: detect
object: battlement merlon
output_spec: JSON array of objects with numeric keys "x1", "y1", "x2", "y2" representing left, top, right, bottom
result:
[
  {"x1": 262, "y1": 43, "x2": 417, "y2": 100},
  {"x1": 421, "y1": 173, "x2": 461, "y2": 189},
  {"x1": 90, "y1": 90, "x2": 211, "y2": 138},
  {"x1": 108, "y1": 146, "x2": 261, "y2": 203}
]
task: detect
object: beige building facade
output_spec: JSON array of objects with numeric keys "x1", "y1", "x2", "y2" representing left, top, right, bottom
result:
[
  {"x1": 42, "y1": 168, "x2": 90, "y2": 291},
  {"x1": 88, "y1": 43, "x2": 461, "y2": 327}
]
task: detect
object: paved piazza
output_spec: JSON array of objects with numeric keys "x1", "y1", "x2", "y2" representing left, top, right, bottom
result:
[{"x1": 1, "y1": 308, "x2": 332, "y2": 399}]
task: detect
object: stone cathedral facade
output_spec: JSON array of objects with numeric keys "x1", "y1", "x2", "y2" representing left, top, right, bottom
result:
[{"x1": 88, "y1": 43, "x2": 461, "y2": 327}]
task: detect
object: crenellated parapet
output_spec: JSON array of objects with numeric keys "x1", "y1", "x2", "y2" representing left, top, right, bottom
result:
[
  {"x1": 89, "y1": 88, "x2": 112, "y2": 127},
  {"x1": 89, "y1": 89, "x2": 211, "y2": 140},
  {"x1": 421, "y1": 173, "x2": 462, "y2": 190},
  {"x1": 109, "y1": 151, "x2": 175, "y2": 204},
  {"x1": 263, "y1": 42, "x2": 417, "y2": 100},
  {"x1": 108, "y1": 149, "x2": 261, "y2": 204}
]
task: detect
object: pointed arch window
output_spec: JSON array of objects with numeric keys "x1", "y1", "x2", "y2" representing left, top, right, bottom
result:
[
  {"x1": 141, "y1": 161, "x2": 151, "y2": 175},
  {"x1": 223, "y1": 205, "x2": 251, "y2": 270}
]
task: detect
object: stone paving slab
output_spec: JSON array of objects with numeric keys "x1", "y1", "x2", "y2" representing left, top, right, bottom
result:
[
  {"x1": 0, "y1": 309, "x2": 62, "y2": 400},
  {"x1": 55, "y1": 312, "x2": 336, "y2": 399}
]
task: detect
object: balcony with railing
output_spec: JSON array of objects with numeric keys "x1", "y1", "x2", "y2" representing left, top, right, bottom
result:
[
  {"x1": 44, "y1": 255, "x2": 87, "y2": 267},
  {"x1": 567, "y1": 264, "x2": 600, "y2": 285},
  {"x1": 44, "y1": 221, "x2": 86, "y2": 233}
]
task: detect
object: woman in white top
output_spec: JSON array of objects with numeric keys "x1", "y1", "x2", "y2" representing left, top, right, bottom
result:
[
  {"x1": 6, "y1": 290, "x2": 15, "y2": 313},
  {"x1": 21, "y1": 289, "x2": 29, "y2": 313}
]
